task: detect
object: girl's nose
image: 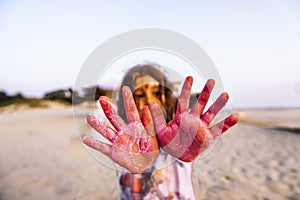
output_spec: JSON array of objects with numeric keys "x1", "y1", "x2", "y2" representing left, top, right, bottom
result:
[{"x1": 145, "y1": 92, "x2": 155, "y2": 105}]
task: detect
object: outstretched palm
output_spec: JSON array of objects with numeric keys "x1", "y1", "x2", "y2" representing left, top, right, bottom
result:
[
  {"x1": 83, "y1": 86, "x2": 159, "y2": 173},
  {"x1": 150, "y1": 76, "x2": 238, "y2": 162}
]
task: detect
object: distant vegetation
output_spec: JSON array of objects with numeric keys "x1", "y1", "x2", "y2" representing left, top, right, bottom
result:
[
  {"x1": 0, "y1": 86, "x2": 113, "y2": 108},
  {"x1": 0, "y1": 91, "x2": 47, "y2": 108}
]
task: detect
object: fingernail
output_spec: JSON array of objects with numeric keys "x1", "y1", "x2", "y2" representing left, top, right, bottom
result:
[
  {"x1": 207, "y1": 79, "x2": 215, "y2": 91},
  {"x1": 99, "y1": 96, "x2": 109, "y2": 107},
  {"x1": 222, "y1": 92, "x2": 229, "y2": 100},
  {"x1": 82, "y1": 135, "x2": 90, "y2": 143},
  {"x1": 87, "y1": 115, "x2": 96, "y2": 124},
  {"x1": 186, "y1": 76, "x2": 193, "y2": 85}
]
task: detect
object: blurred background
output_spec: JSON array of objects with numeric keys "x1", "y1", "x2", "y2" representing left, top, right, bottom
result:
[
  {"x1": 0, "y1": 1, "x2": 300, "y2": 200},
  {"x1": 1, "y1": 0, "x2": 299, "y2": 108}
]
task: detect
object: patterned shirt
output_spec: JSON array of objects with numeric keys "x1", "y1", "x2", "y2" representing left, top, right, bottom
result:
[{"x1": 120, "y1": 152, "x2": 195, "y2": 200}]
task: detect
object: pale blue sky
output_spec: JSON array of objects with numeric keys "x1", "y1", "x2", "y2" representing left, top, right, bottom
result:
[{"x1": 1, "y1": 0, "x2": 300, "y2": 108}]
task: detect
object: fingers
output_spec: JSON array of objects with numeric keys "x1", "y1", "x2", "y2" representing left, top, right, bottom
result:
[
  {"x1": 209, "y1": 114, "x2": 238, "y2": 138},
  {"x1": 141, "y1": 106, "x2": 155, "y2": 137},
  {"x1": 99, "y1": 96, "x2": 127, "y2": 131},
  {"x1": 149, "y1": 102, "x2": 167, "y2": 133},
  {"x1": 201, "y1": 92, "x2": 229, "y2": 124},
  {"x1": 87, "y1": 115, "x2": 117, "y2": 143},
  {"x1": 122, "y1": 86, "x2": 142, "y2": 124},
  {"x1": 190, "y1": 79, "x2": 215, "y2": 116},
  {"x1": 82, "y1": 136, "x2": 111, "y2": 157},
  {"x1": 176, "y1": 76, "x2": 193, "y2": 115}
]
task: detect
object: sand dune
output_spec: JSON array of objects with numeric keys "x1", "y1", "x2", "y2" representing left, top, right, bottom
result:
[{"x1": 0, "y1": 104, "x2": 299, "y2": 199}]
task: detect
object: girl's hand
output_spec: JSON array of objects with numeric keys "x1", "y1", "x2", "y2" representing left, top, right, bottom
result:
[
  {"x1": 150, "y1": 77, "x2": 238, "y2": 162},
  {"x1": 83, "y1": 86, "x2": 159, "y2": 173}
]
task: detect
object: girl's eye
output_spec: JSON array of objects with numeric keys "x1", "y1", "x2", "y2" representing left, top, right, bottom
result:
[
  {"x1": 135, "y1": 93, "x2": 145, "y2": 98},
  {"x1": 153, "y1": 91, "x2": 161, "y2": 97}
]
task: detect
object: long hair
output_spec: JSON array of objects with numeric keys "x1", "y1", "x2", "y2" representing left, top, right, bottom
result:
[{"x1": 117, "y1": 64, "x2": 177, "y2": 123}]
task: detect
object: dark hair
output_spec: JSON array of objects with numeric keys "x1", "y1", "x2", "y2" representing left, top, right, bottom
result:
[{"x1": 117, "y1": 64, "x2": 177, "y2": 122}]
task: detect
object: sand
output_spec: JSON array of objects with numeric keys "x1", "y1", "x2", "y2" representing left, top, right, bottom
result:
[{"x1": 0, "y1": 104, "x2": 299, "y2": 200}]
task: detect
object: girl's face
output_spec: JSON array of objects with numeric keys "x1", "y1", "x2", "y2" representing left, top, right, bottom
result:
[{"x1": 133, "y1": 75, "x2": 163, "y2": 115}]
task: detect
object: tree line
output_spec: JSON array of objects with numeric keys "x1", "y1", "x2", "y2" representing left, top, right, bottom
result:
[{"x1": 0, "y1": 86, "x2": 113, "y2": 107}]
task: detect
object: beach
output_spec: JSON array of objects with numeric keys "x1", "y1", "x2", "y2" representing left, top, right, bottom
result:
[{"x1": 0, "y1": 103, "x2": 299, "y2": 200}]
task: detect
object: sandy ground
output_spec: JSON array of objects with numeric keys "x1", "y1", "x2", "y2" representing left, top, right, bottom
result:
[{"x1": 0, "y1": 104, "x2": 299, "y2": 200}]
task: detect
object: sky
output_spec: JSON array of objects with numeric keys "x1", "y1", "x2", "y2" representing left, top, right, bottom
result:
[{"x1": 1, "y1": 0, "x2": 300, "y2": 108}]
